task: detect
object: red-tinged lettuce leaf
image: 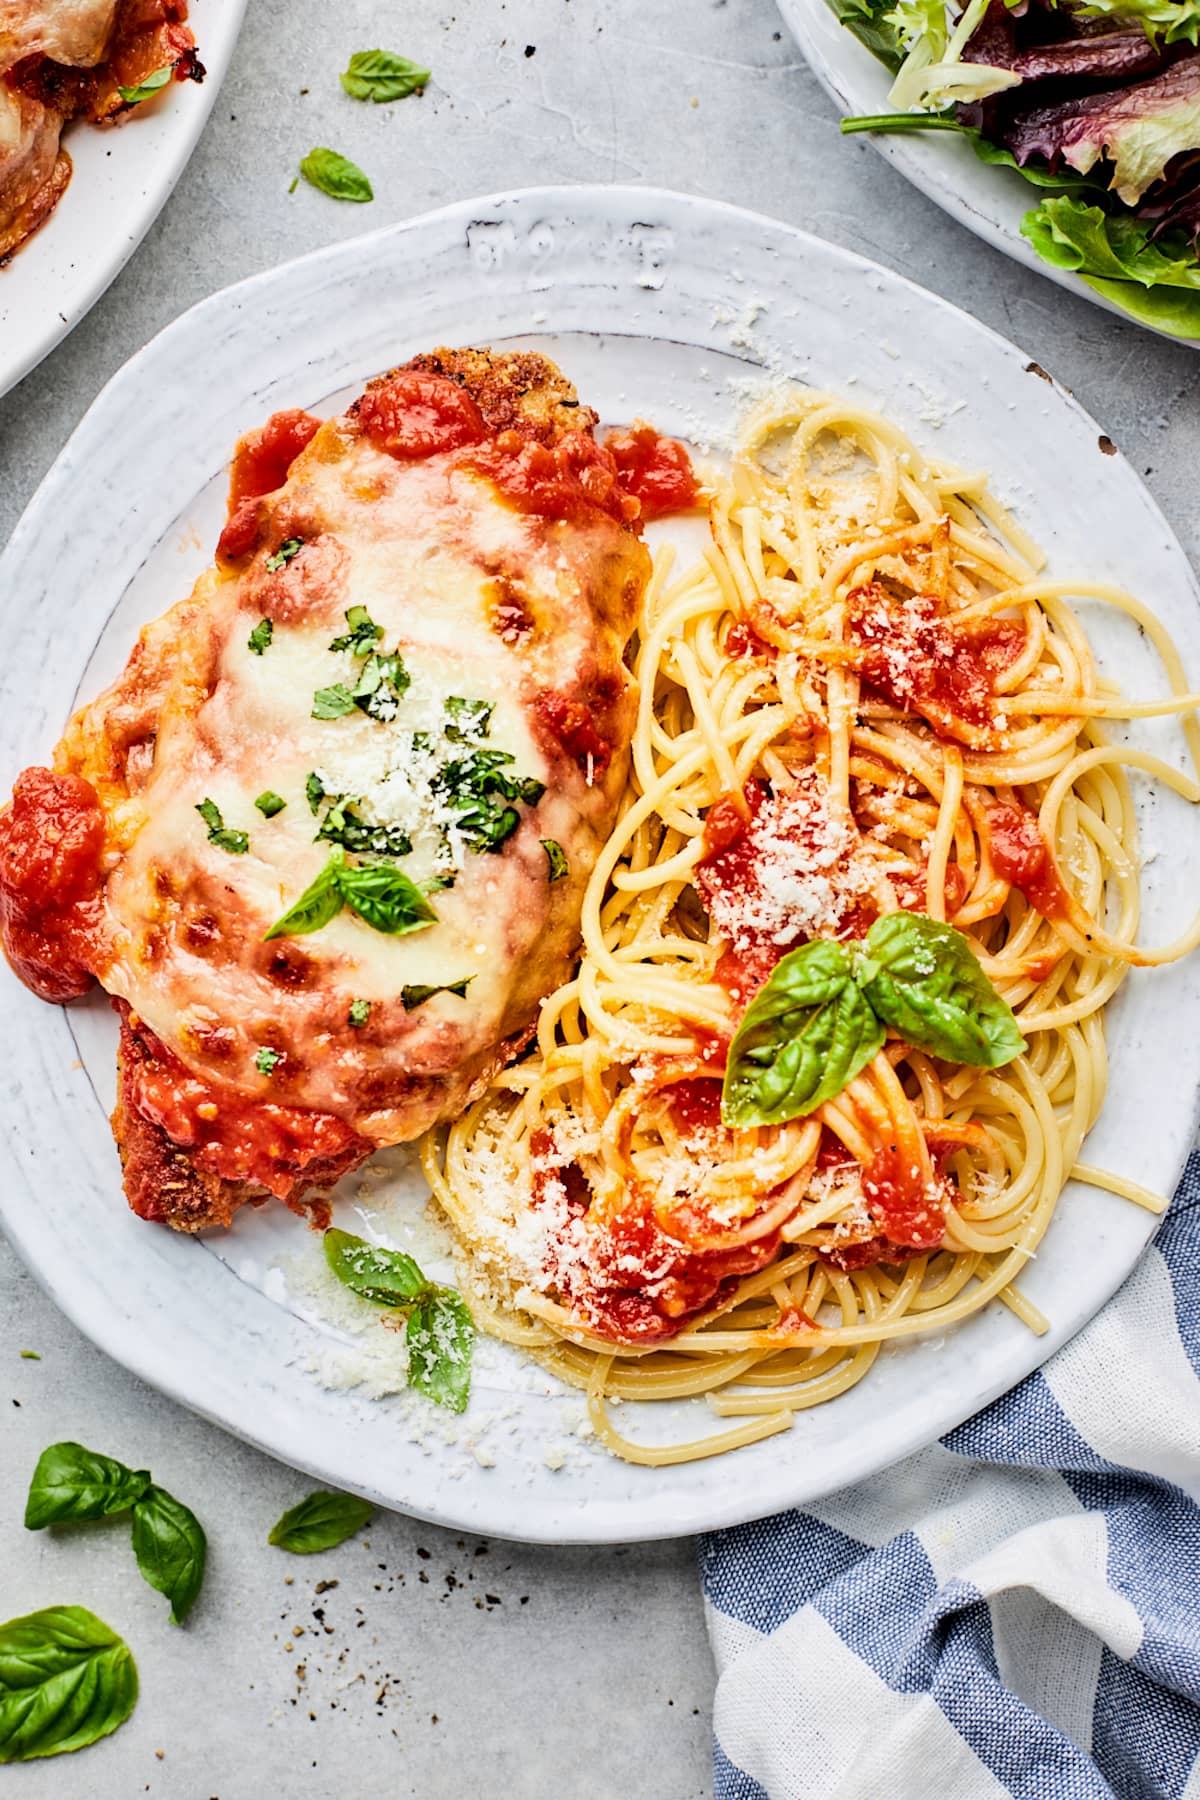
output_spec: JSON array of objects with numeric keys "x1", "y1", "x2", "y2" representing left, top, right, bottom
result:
[
  {"x1": 1021, "y1": 194, "x2": 1200, "y2": 336},
  {"x1": 1001, "y1": 54, "x2": 1200, "y2": 203}
]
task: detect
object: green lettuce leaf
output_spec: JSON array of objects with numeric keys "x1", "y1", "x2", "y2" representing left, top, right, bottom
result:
[
  {"x1": 823, "y1": 0, "x2": 906, "y2": 71},
  {"x1": 1022, "y1": 196, "x2": 1200, "y2": 338}
]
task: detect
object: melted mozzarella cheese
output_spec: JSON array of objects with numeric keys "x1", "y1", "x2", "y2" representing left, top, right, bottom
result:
[{"x1": 0, "y1": 0, "x2": 119, "y2": 72}]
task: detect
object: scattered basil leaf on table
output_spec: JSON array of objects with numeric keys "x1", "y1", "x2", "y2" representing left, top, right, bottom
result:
[
  {"x1": 0, "y1": 1606, "x2": 137, "y2": 1763},
  {"x1": 268, "y1": 1490, "x2": 374, "y2": 1554},
  {"x1": 247, "y1": 617, "x2": 274, "y2": 655},
  {"x1": 130, "y1": 1486, "x2": 207, "y2": 1625},
  {"x1": 117, "y1": 64, "x2": 172, "y2": 106},
  {"x1": 298, "y1": 148, "x2": 374, "y2": 204},
  {"x1": 406, "y1": 1289, "x2": 475, "y2": 1414},
  {"x1": 19, "y1": 1350, "x2": 40, "y2": 1360},
  {"x1": 857, "y1": 913, "x2": 1027, "y2": 1068},
  {"x1": 722, "y1": 940, "x2": 885, "y2": 1128},
  {"x1": 400, "y1": 978, "x2": 472, "y2": 1011},
  {"x1": 541, "y1": 838, "x2": 569, "y2": 882},
  {"x1": 24, "y1": 1442, "x2": 150, "y2": 1531},
  {"x1": 323, "y1": 1228, "x2": 475, "y2": 1412},
  {"x1": 339, "y1": 49, "x2": 431, "y2": 103}
]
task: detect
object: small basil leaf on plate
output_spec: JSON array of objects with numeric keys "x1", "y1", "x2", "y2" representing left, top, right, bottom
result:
[
  {"x1": 339, "y1": 49, "x2": 431, "y2": 103},
  {"x1": 298, "y1": 147, "x2": 374, "y2": 203},
  {"x1": 400, "y1": 978, "x2": 472, "y2": 1011},
  {"x1": 264, "y1": 852, "x2": 345, "y2": 940},
  {"x1": 24, "y1": 1442, "x2": 150, "y2": 1530},
  {"x1": 268, "y1": 1490, "x2": 375, "y2": 1554},
  {"x1": 721, "y1": 939, "x2": 885, "y2": 1128},
  {"x1": 859, "y1": 912, "x2": 1027, "y2": 1067},
  {"x1": 248, "y1": 617, "x2": 273, "y2": 655},
  {"x1": 540, "y1": 838, "x2": 568, "y2": 881},
  {"x1": 0, "y1": 1606, "x2": 138, "y2": 1763},
  {"x1": 117, "y1": 64, "x2": 173, "y2": 106},
  {"x1": 324, "y1": 1227, "x2": 427, "y2": 1305},
  {"x1": 335, "y1": 861, "x2": 437, "y2": 936},
  {"x1": 406, "y1": 1289, "x2": 474, "y2": 1414},
  {"x1": 130, "y1": 1486, "x2": 207, "y2": 1625}
]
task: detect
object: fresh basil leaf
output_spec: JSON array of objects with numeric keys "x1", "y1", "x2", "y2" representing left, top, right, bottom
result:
[
  {"x1": 195, "y1": 797, "x2": 249, "y2": 855},
  {"x1": 264, "y1": 853, "x2": 345, "y2": 940},
  {"x1": 248, "y1": 617, "x2": 274, "y2": 655},
  {"x1": 130, "y1": 1485, "x2": 206, "y2": 1625},
  {"x1": 316, "y1": 796, "x2": 412, "y2": 858},
  {"x1": 265, "y1": 537, "x2": 304, "y2": 572},
  {"x1": 339, "y1": 49, "x2": 431, "y2": 103},
  {"x1": 336, "y1": 861, "x2": 437, "y2": 936},
  {"x1": 312, "y1": 684, "x2": 358, "y2": 720},
  {"x1": 255, "y1": 1047, "x2": 282, "y2": 1075},
  {"x1": 117, "y1": 63, "x2": 172, "y2": 105},
  {"x1": 298, "y1": 147, "x2": 374, "y2": 203},
  {"x1": 444, "y1": 696, "x2": 493, "y2": 742},
  {"x1": 406, "y1": 1289, "x2": 474, "y2": 1413},
  {"x1": 24, "y1": 1442, "x2": 150, "y2": 1531},
  {"x1": 860, "y1": 913, "x2": 1027, "y2": 1068},
  {"x1": 541, "y1": 839, "x2": 568, "y2": 882},
  {"x1": 400, "y1": 978, "x2": 472, "y2": 1010},
  {"x1": 0, "y1": 1606, "x2": 138, "y2": 1762},
  {"x1": 324, "y1": 1227, "x2": 427, "y2": 1304},
  {"x1": 306, "y1": 771, "x2": 325, "y2": 814},
  {"x1": 721, "y1": 940, "x2": 885, "y2": 1128},
  {"x1": 329, "y1": 605, "x2": 383, "y2": 655},
  {"x1": 432, "y1": 749, "x2": 543, "y2": 853},
  {"x1": 255, "y1": 791, "x2": 286, "y2": 818},
  {"x1": 268, "y1": 1489, "x2": 374, "y2": 1554},
  {"x1": 348, "y1": 998, "x2": 370, "y2": 1027}
]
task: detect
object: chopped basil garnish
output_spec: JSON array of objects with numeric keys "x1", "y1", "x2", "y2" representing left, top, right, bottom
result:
[
  {"x1": 339, "y1": 49, "x2": 431, "y2": 103},
  {"x1": 348, "y1": 998, "x2": 371, "y2": 1027},
  {"x1": 298, "y1": 147, "x2": 374, "y2": 203},
  {"x1": 195, "y1": 798, "x2": 248, "y2": 855},
  {"x1": 255, "y1": 791, "x2": 286, "y2": 818},
  {"x1": 400, "y1": 978, "x2": 472, "y2": 1011},
  {"x1": 721, "y1": 915, "x2": 1026, "y2": 1129},
  {"x1": 316, "y1": 794, "x2": 411, "y2": 858},
  {"x1": 266, "y1": 538, "x2": 304, "y2": 573},
  {"x1": 0, "y1": 1607, "x2": 138, "y2": 1761},
  {"x1": 352, "y1": 650, "x2": 410, "y2": 722},
  {"x1": 432, "y1": 749, "x2": 545, "y2": 854},
  {"x1": 268, "y1": 1490, "x2": 374, "y2": 1554},
  {"x1": 444, "y1": 696, "x2": 493, "y2": 743},
  {"x1": 312, "y1": 684, "x2": 358, "y2": 720},
  {"x1": 541, "y1": 839, "x2": 568, "y2": 882},
  {"x1": 306, "y1": 771, "x2": 325, "y2": 814},
  {"x1": 248, "y1": 617, "x2": 274, "y2": 655},
  {"x1": 118, "y1": 63, "x2": 172, "y2": 105},
  {"x1": 323, "y1": 1228, "x2": 474, "y2": 1412},
  {"x1": 255, "y1": 1047, "x2": 282, "y2": 1075},
  {"x1": 329, "y1": 605, "x2": 383, "y2": 655},
  {"x1": 265, "y1": 847, "x2": 437, "y2": 941}
]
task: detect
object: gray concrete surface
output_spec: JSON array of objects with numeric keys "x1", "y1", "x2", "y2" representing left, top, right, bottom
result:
[{"x1": 1, "y1": 1, "x2": 1198, "y2": 1795}]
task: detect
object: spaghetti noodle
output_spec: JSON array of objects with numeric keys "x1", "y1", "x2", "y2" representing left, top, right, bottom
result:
[{"x1": 423, "y1": 387, "x2": 1200, "y2": 1465}]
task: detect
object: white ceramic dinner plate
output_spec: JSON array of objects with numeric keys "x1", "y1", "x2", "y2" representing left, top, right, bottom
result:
[
  {"x1": 0, "y1": 0, "x2": 246, "y2": 400},
  {"x1": 2, "y1": 187, "x2": 1198, "y2": 1544},
  {"x1": 775, "y1": 0, "x2": 1190, "y2": 341}
]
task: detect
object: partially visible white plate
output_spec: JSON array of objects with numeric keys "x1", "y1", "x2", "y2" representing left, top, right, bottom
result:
[
  {"x1": 776, "y1": 0, "x2": 1195, "y2": 342},
  {"x1": 0, "y1": 0, "x2": 246, "y2": 399},
  {"x1": 1, "y1": 187, "x2": 1199, "y2": 1543}
]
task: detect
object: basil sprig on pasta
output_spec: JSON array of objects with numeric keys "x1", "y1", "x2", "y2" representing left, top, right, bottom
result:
[{"x1": 721, "y1": 914, "x2": 1026, "y2": 1129}]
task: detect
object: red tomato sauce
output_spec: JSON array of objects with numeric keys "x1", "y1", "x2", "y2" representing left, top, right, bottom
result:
[
  {"x1": 356, "y1": 370, "x2": 488, "y2": 460},
  {"x1": 0, "y1": 768, "x2": 104, "y2": 1001},
  {"x1": 667, "y1": 1077, "x2": 724, "y2": 1134},
  {"x1": 725, "y1": 620, "x2": 771, "y2": 660},
  {"x1": 533, "y1": 687, "x2": 613, "y2": 776},
  {"x1": 814, "y1": 1129, "x2": 946, "y2": 1269},
  {"x1": 125, "y1": 1022, "x2": 363, "y2": 1201},
  {"x1": 464, "y1": 430, "x2": 642, "y2": 527},
  {"x1": 846, "y1": 583, "x2": 1027, "y2": 735},
  {"x1": 580, "y1": 1204, "x2": 781, "y2": 1345},
  {"x1": 985, "y1": 799, "x2": 1072, "y2": 922},
  {"x1": 604, "y1": 426, "x2": 698, "y2": 521},
  {"x1": 218, "y1": 408, "x2": 322, "y2": 562}
]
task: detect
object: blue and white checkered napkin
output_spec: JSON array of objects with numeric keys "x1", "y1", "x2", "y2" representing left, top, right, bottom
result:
[{"x1": 701, "y1": 1157, "x2": 1200, "y2": 1800}]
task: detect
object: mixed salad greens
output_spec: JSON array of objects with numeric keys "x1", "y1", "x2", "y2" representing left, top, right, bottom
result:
[{"x1": 829, "y1": 0, "x2": 1200, "y2": 336}]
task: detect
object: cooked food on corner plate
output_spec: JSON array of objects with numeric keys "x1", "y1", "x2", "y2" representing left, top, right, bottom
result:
[
  {"x1": 828, "y1": 0, "x2": 1200, "y2": 339},
  {"x1": 3, "y1": 348, "x2": 1198, "y2": 1463},
  {"x1": 0, "y1": 0, "x2": 203, "y2": 263}
]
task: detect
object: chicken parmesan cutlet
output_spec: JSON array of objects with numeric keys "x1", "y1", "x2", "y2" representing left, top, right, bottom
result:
[
  {"x1": 0, "y1": 0, "x2": 202, "y2": 263},
  {"x1": 0, "y1": 347, "x2": 698, "y2": 1231}
]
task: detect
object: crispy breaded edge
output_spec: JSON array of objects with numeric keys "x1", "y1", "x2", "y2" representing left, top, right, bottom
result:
[{"x1": 396, "y1": 346, "x2": 599, "y2": 444}]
